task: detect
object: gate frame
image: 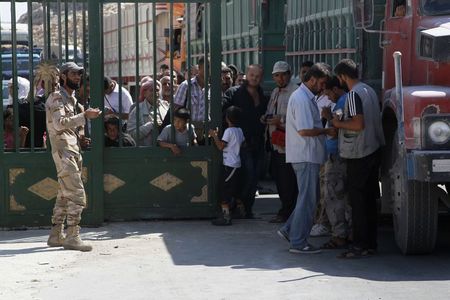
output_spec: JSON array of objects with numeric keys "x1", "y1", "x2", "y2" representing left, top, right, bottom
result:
[{"x1": 0, "y1": 0, "x2": 222, "y2": 227}]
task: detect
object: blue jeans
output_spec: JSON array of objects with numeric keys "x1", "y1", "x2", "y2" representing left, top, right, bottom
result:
[{"x1": 281, "y1": 162, "x2": 320, "y2": 248}]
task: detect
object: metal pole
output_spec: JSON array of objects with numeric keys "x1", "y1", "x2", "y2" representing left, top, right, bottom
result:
[
  {"x1": 393, "y1": 51, "x2": 405, "y2": 147},
  {"x1": 393, "y1": 51, "x2": 403, "y2": 123}
]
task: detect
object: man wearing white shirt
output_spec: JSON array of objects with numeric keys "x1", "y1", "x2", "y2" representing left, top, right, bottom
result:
[
  {"x1": 278, "y1": 63, "x2": 335, "y2": 254},
  {"x1": 103, "y1": 76, "x2": 133, "y2": 120}
]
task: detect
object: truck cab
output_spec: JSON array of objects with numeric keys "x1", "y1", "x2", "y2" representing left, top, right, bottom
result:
[{"x1": 356, "y1": 0, "x2": 450, "y2": 254}]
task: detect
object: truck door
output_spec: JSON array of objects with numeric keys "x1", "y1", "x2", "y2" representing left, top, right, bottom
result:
[{"x1": 383, "y1": 0, "x2": 414, "y2": 91}]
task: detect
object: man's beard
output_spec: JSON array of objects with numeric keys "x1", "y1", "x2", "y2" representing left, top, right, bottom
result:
[
  {"x1": 341, "y1": 81, "x2": 350, "y2": 92},
  {"x1": 66, "y1": 78, "x2": 80, "y2": 90}
]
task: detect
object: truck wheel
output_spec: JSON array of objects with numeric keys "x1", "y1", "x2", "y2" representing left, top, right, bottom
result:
[{"x1": 390, "y1": 132, "x2": 438, "y2": 254}]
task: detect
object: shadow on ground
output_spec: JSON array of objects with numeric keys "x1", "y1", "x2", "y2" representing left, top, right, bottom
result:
[{"x1": 1, "y1": 195, "x2": 450, "y2": 282}]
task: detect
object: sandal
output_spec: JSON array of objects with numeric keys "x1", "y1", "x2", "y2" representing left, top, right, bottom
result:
[
  {"x1": 321, "y1": 237, "x2": 347, "y2": 249},
  {"x1": 337, "y1": 247, "x2": 370, "y2": 259}
]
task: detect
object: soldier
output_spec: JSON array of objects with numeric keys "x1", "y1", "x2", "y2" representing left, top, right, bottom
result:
[{"x1": 46, "y1": 62, "x2": 102, "y2": 252}]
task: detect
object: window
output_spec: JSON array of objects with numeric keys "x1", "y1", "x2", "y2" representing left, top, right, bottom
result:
[{"x1": 393, "y1": 0, "x2": 406, "y2": 17}]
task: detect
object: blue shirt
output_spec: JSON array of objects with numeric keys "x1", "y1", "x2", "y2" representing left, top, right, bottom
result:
[{"x1": 326, "y1": 93, "x2": 346, "y2": 155}]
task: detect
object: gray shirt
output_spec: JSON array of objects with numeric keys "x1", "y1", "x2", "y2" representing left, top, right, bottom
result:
[
  {"x1": 285, "y1": 84, "x2": 326, "y2": 164},
  {"x1": 266, "y1": 80, "x2": 298, "y2": 153},
  {"x1": 127, "y1": 99, "x2": 169, "y2": 146},
  {"x1": 339, "y1": 82, "x2": 385, "y2": 159},
  {"x1": 157, "y1": 124, "x2": 197, "y2": 147}
]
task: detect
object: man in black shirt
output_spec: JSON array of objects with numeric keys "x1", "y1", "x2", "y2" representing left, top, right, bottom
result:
[{"x1": 222, "y1": 64, "x2": 268, "y2": 218}]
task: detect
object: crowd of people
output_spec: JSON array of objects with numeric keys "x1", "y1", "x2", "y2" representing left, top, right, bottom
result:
[
  {"x1": 212, "y1": 58, "x2": 384, "y2": 260},
  {"x1": 270, "y1": 59, "x2": 384, "y2": 258},
  {"x1": 3, "y1": 57, "x2": 384, "y2": 257}
]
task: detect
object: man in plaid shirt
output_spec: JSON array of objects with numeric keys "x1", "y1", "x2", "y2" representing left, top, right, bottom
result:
[{"x1": 173, "y1": 57, "x2": 208, "y2": 143}]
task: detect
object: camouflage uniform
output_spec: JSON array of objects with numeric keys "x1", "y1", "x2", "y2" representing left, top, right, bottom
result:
[
  {"x1": 323, "y1": 154, "x2": 350, "y2": 239},
  {"x1": 46, "y1": 87, "x2": 86, "y2": 226}
]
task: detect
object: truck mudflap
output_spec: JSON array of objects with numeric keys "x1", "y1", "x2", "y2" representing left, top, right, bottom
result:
[{"x1": 406, "y1": 150, "x2": 450, "y2": 182}]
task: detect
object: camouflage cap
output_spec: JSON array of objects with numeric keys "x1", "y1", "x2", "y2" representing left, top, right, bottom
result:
[{"x1": 60, "y1": 62, "x2": 83, "y2": 74}]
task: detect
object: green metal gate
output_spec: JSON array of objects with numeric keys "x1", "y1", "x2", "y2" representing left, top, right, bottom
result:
[{"x1": 0, "y1": 0, "x2": 222, "y2": 227}]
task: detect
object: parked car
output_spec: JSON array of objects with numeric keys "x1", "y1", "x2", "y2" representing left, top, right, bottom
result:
[{"x1": 1, "y1": 53, "x2": 41, "y2": 80}]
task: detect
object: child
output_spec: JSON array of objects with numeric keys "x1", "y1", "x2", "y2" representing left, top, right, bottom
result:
[
  {"x1": 209, "y1": 106, "x2": 245, "y2": 226},
  {"x1": 157, "y1": 108, "x2": 197, "y2": 155},
  {"x1": 104, "y1": 115, "x2": 136, "y2": 147},
  {"x1": 3, "y1": 108, "x2": 29, "y2": 149}
]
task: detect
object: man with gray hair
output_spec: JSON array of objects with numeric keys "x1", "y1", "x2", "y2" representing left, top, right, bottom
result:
[
  {"x1": 128, "y1": 78, "x2": 169, "y2": 146},
  {"x1": 46, "y1": 62, "x2": 102, "y2": 252}
]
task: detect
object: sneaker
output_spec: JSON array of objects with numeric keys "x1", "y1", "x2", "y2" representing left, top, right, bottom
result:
[
  {"x1": 277, "y1": 230, "x2": 290, "y2": 243},
  {"x1": 289, "y1": 244, "x2": 322, "y2": 254},
  {"x1": 310, "y1": 224, "x2": 330, "y2": 237}
]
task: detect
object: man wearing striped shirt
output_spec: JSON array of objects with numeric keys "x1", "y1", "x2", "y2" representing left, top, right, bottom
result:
[{"x1": 332, "y1": 59, "x2": 385, "y2": 259}]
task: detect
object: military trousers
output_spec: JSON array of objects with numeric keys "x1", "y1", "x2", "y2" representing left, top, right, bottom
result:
[
  {"x1": 51, "y1": 149, "x2": 86, "y2": 226},
  {"x1": 323, "y1": 154, "x2": 351, "y2": 239}
]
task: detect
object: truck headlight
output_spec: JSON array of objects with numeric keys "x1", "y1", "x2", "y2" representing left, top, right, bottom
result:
[
  {"x1": 423, "y1": 114, "x2": 450, "y2": 149},
  {"x1": 428, "y1": 121, "x2": 450, "y2": 144}
]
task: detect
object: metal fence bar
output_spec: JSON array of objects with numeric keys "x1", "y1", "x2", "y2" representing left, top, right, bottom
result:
[
  {"x1": 117, "y1": 2, "x2": 124, "y2": 147},
  {"x1": 168, "y1": 3, "x2": 176, "y2": 144},
  {"x1": 57, "y1": 0, "x2": 62, "y2": 64},
  {"x1": 81, "y1": 1, "x2": 90, "y2": 138},
  {"x1": 64, "y1": 0, "x2": 69, "y2": 62},
  {"x1": 27, "y1": 0, "x2": 35, "y2": 151},
  {"x1": 82, "y1": 0, "x2": 87, "y2": 70},
  {"x1": 73, "y1": 0, "x2": 78, "y2": 64},
  {"x1": 209, "y1": 0, "x2": 222, "y2": 134},
  {"x1": 45, "y1": 0, "x2": 51, "y2": 61},
  {"x1": 87, "y1": 0, "x2": 105, "y2": 226},
  {"x1": 203, "y1": 4, "x2": 209, "y2": 145},
  {"x1": 11, "y1": 0, "x2": 19, "y2": 151},
  {"x1": 134, "y1": 2, "x2": 140, "y2": 146},
  {"x1": 186, "y1": 2, "x2": 192, "y2": 116},
  {"x1": 152, "y1": 3, "x2": 162, "y2": 145}
]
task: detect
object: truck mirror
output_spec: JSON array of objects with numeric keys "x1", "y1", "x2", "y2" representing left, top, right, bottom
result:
[
  {"x1": 418, "y1": 26, "x2": 450, "y2": 63},
  {"x1": 352, "y1": 0, "x2": 374, "y2": 29}
]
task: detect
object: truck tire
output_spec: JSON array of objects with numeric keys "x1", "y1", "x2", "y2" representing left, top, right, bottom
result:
[{"x1": 390, "y1": 131, "x2": 438, "y2": 254}]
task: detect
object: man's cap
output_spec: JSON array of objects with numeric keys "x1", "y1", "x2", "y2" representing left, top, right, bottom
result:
[
  {"x1": 60, "y1": 62, "x2": 84, "y2": 74},
  {"x1": 272, "y1": 61, "x2": 290, "y2": 74}
]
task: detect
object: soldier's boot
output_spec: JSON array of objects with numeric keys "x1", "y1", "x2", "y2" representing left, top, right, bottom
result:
[
  {"x1": 47, "y1": 224, "x2": 65, "y2": 247},
  {"x1": 62, "y1": 225, "x2": 92, "y2": 252}
]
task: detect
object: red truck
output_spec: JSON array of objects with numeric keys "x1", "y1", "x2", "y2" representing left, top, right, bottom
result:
[{"x1": 355, "y1": 0, "x2": 450, "y2": 254}]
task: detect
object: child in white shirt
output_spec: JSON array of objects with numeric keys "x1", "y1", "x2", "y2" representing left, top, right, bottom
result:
[{"x1": 209, "y1": 106, "x2": 245, "y2": 225}]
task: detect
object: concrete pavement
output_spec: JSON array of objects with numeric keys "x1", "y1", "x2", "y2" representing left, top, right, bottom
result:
[{"x1": 1, "y1": 195, "x2": 450, "y2": 300}]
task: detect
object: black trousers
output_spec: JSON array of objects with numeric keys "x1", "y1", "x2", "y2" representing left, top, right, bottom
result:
[
  {"x1": 346, "y1": 148, "x2": 381, "y2": 250},
  {"x1": 221, "y1": 166, "x2": 240, "y2": 205},
  {"x1": 270, "y1": 150, "x2": 298, "y2": 218}
]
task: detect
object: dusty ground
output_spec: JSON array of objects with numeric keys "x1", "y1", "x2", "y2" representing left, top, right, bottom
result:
[{"x1": 1, "y1": 196, "x2": 450, "y2": 300}]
